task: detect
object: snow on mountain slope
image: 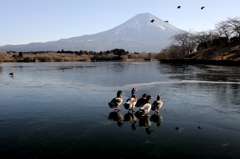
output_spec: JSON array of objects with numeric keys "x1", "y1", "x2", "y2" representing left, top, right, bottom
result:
[{"x1": 0, "y1": 13, "x2": 184, "y2": 53}]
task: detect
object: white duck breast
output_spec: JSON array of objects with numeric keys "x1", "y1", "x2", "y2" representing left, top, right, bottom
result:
[
  {"x1": 141, "y1": 103, "x2": 151, "y2": 113},
  {"x1": 124, "y1": 94, "x2": 137, "y2": 110},
  {"x1": 139, "y1": 95, "x2": 153, "y2": 116}
]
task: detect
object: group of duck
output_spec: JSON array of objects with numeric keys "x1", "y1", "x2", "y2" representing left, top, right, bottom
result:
[{"x1": 108, "y1": 88, "x2": 163, "y2": 117}]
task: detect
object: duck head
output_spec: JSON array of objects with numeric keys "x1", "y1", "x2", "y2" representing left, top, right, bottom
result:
[
  {"x1": 146, "y1": 95, "x2": 153, "y2": 100},
  {"x1": 131, "y1": 88, "x2": 137, "y2": 95},
  {"x1": 142, "y1": 94, "x2": 148, "y2": 98},
  {"x1": 117, "y1": 90, "x2": 124, "y2": 96}
]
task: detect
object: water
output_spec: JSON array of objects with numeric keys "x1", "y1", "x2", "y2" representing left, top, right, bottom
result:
[{"x1": 0, "y1": 62, "x2": 240, "y2": 158}]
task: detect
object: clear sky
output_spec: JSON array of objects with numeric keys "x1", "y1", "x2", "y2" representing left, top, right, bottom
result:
[{"x1": 1, "y1": 0, "x2": 239, "y2": 46}]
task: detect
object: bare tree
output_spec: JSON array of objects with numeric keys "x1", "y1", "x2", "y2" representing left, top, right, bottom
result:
[
  {"x1": 159, "y1": 44, "x2": 184, "y2": 59},
  {"x1": 194, "y1": 30, "x2": 219, "y2": 50},
  {"x1": 172, "y1": 31, "x2": 197, "y2": 55},
  {"x1": 194, "y1": 30, "x2": 218, "y2": 44},
  {"x1": 226, "y1": 16, "x2": 240, "y2": 37},
  {"x1": 215, "y1": 21, "x2": 234, "y2": 38}
]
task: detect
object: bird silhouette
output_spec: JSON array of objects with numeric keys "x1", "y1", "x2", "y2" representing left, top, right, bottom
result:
[
  {"x1": 9, "y1": 72, "x2": 14, "y2": 76},
  {"x1": 201, "y1": 6, "x2": 205, "y2": 10},
  {"x1": 175, "y1": 127, "x2": 179, "y2": 130},
  {"x1": 150, "y1": 19, "x2": 154, "y2": 23},
  {"x1": 177, "y1": 6, "x2": 181, "y2": 9},
  {"x1": 135, "y1": 93, "x2": 147, "y2": 108},
  {"x1": 198, "y1": 126, "x2": 202, "y2": 129},
  {"x1": 165, "y1": 20, "x2": 169, "y2": 23}
]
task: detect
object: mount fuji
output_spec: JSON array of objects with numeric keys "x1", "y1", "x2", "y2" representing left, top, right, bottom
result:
[{"x1": 0, "y1": 13, "x2": 184, "y2": 53}]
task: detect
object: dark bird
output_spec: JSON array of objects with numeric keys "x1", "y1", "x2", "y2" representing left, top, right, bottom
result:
[
  {"x1": 177, "y1": 6, "x2": 181, "y2": 9},
  {"x1": 123, "y1": 88, "x2": 137, "y2": 112},
  {"x1": 198, "y1": 126, "x2": 202, "y2": 129},
  {"x1": 108, "y1": 90, "x2": 124, "y2": 111},
  {"x1": 201, "y1": 6, "x2": 205, "y2": 10},
  {"x1": 150, "y1": 19, "x2": 154, "y2": 23},
  {"x1": 165, "y1": 20, "x2": 169, "y2": 23},
  {"x1": 135, "y1": 93, "x2": 148, "y2": 107},
  {"x1": 9, "y1": 72, "x2": 14, "y2": 76},
  {"x1": 175, "y1": 127, "x2": 179, "y2": 130}
]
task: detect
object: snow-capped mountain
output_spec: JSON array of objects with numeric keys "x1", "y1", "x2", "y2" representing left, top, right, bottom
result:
[{"x1": 0, "y1": 13, "x2": 184, "y2": 53}]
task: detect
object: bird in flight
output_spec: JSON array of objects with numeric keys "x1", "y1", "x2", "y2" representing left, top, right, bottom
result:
[
  {"x1": 201, "y1": 6, "x2": 205, "y2": 10},
  {"x1": 165, "y1": 20, "x2": 169, "y2": 23},
  {"x1": 177, "y1": 6, "x2": 181, "y2": 9},
  {"x1": 150, "y1": 19, "x2": 154, "y2": 23}
]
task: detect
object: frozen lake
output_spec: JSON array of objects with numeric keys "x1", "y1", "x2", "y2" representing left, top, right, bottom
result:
[{"x1": 0, "y1": 61, "x2": 240, "y2": 158}]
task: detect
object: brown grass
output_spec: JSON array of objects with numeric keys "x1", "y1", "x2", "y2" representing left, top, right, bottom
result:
[{"x1": 0, "y1": 52, "x2": 93, "y2": 62}]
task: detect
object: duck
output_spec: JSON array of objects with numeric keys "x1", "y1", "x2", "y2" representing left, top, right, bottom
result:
[
  {"x1": 123, "y1": 88, "x2": 137, "y2": 112},
  {"x1": 135, "y1": 93, "x2": 147, "y2": 108},
  {"x1": 151, "y1": 95, "x2": 163, "y2": 113},
  {"x1": 108, "y1": 90, "x2": 124, "y2": 111},
  {"x1": 139, "y1": 95, "x2": 153, "y2": 117},
  {"x1": 9, "y1": 72, "x2": 14, "y2": 76}
]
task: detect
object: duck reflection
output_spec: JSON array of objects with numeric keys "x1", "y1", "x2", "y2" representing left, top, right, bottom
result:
[
  {"x1": 139, "y1": 117, "x2": 153, "y2": 135},
  {"x1": 124, "y1": 112, "x2": 137, "y2": 131},
  {"x1": 108, "y1": 111, "x2": 124, "y2": 127},
  {"x1": 150, "y1": 113, "x2": 163, "y2": 127}
]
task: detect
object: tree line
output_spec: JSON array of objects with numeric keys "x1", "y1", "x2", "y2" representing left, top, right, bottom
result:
[{"x1": 160, "y1": 16, "x2": 240, "y2": 59}]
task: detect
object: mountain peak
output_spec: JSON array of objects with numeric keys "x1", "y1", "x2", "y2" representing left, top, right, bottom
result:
[{"x1": 0, "y1": 13, "x2": 184, "y2": 53}]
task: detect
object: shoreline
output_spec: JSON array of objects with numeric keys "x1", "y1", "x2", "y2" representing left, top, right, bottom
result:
[{"x1": 160, "y1": 59, "x2": 240, "y2": 66}]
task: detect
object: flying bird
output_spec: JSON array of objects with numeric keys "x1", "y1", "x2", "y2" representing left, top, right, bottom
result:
[
  {"x1": 177, "y1": 6, "x2": 181, "y2": 9},
  {"x1": 9, "y1": 72, "x2": 14, "y2": 76},
  {"x1": 150, "y1": 19, "x2": 154, "y2": 23},
  {"x1": 198, "y1": 126, "x2": 202, "y2": 129},
  {"x1": 201, "y1": 6, "x2": 205, "y2": 10},
  {"x1": 165, "y1": 20, "x2": 169, "y2": 23}
]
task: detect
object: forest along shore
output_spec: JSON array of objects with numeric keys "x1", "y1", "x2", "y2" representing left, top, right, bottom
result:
[{"x1": 0, "y1": 49, "x2": 160, "y2": 63}]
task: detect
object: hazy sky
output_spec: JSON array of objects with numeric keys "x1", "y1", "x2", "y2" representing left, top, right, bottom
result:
[{"x1": 1, "y1": 0, "x2": 239, "y2": 46}]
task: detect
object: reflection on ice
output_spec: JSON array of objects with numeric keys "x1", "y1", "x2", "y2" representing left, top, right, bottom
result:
[
  {"x1": 107, "y1": 111, "x2": 124, "y2": 127},
  {"x1": 139, "y1": 117, "x2": 153, "y2": 135},
  {"x1": 123, "y1": 112, "x2": 137, "y2": 131},
  {"x1": 150, "y1": 114, "x2": 163, "y2": 127}
]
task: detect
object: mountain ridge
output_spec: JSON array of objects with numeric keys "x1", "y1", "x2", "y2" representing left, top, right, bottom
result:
[{"x1": 0, "y1": 13, "x2": 184, "y2": 53}]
